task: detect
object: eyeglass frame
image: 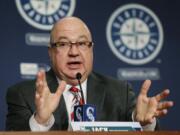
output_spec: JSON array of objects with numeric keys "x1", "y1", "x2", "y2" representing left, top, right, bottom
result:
[{"x1": 49, "y1": 41, "x2": 94, "y2": 51}]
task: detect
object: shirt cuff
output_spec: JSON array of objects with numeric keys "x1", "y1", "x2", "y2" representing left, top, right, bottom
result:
[
  {"x1": 132, "y1": 111, "x2": 156, "y2": 131},
  {"x1": 142, "y1": 118, "x2": 156, "y2": 131},
  {"x1": 29, "y1": 114, "x2": 55, "y2": 131}
]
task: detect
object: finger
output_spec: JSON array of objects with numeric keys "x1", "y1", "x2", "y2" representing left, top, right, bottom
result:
[
  {"x1": 35, "y1": 92, "x2": 43, "y2": 109},
  {"x1": 38, "y1": 70, "x2": 48, "y2": 87},
  {"x1": 55, "y1": 81, "x2": 66, "y2": 97},
  {"x1": 36, "y1": 70, "x2": 45, "y2": 83},
  {"x1": 155, "y1": 89, "x2": 170, "y2": 101},
  {"x1": 36, "y1": 70, "x2": 49, "y2": 96},
  {"x1": 40, "y1": 70, "x2": 48, "y2": 85},
  {"x1": 35, "y1": 92, "x2": 40, "y2": 102},
  {"x1": 36, "y1": 71, "x2": 44, "y2": 93},
  {"x1": 154, "y1": 109, "x2": 168, "y2": 117},
  {"x1": 157, "y1": 101, "x2": 174, "y2": 110},
  {"x1": 36, "y1": 80, "x2": 43, "y2": 94},
  {"x1": 140, "y1": 80, "x2": 151, "y2": 96}
]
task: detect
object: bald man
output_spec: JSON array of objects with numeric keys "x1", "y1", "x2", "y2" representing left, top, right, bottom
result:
[{"x1": 6, "y1": 17, "x2": 173, "y2": 131}]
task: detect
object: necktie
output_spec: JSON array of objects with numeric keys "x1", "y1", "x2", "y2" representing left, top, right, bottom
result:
[{"x1": 69, "y1": 86, "x2": 83, "y2": 121}]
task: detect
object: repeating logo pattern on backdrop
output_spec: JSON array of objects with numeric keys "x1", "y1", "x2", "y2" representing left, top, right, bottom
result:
[
  {"x1": 106, "y1": 4, "x2": 164, "y2": 65},
  {"x1": 15, "y1": 0, "x2": 76, "y2": 30}
]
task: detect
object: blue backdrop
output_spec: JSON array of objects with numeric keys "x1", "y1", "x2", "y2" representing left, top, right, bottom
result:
[{"x1": 0, "y1": 0, "x2": 180, "y2": 130}]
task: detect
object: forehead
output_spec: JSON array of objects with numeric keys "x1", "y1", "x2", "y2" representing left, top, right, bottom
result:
[{"x1": 51, "y1": 18, "x2": 92, "y2": 41}]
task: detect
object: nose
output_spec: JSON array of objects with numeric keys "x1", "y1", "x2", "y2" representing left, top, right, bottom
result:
[{"x1": 68, "y1": 44, "x2": 80, "y2": 57}]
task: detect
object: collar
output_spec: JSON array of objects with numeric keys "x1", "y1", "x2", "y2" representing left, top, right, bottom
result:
[{"x1": 56, "y1": 77, "x2": 87, "y2": 102}]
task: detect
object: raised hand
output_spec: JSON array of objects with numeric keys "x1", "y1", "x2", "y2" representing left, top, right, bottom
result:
[
  {"x1": 34, "y1": 70, "x2": 66, "y2": 124},
  {"x1": 135, "y1": 80, "x2": 174, "y2": 126}
]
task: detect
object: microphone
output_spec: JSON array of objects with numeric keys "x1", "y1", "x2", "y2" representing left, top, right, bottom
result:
[
  {"x1": 76, "y1": 73, "x2": 85, "y2": 104},
  {"x1": 74, "y1": 72, "x2": 96, "y2": 121}
]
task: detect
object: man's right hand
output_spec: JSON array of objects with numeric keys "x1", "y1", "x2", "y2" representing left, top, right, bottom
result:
[{"x1": 34, "y1": 70, "x2": 66, "y2": 124}]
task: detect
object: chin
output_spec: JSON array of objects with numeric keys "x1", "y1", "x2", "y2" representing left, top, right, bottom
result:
[
  {"x1": 64, "y1": 71, "x2": 79, "y2": 79},
  {"x1": 68, "y1": 69, "x2": 83, "y2": 75},
  {"x1": 66, "y1": 79, "x2": 79, "y2": 86}
]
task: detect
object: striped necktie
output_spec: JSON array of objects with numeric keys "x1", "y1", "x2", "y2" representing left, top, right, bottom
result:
[{"x1": 69, "y1": 86, "x2": 83, "y2": 121}]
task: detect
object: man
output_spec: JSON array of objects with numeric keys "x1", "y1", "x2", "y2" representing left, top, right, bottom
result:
[{"x1": 6, "y1": 16, "x2": 173, "y2": 131}]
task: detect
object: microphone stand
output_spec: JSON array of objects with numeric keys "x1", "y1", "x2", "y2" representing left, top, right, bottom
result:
[{"x1": 76, "y1": 73, "x2": 85, "y2": 105}]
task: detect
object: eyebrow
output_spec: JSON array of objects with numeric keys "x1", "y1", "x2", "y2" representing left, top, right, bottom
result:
[{"x1": 57, "y1": 35, "x2": 89, "y2": 41}]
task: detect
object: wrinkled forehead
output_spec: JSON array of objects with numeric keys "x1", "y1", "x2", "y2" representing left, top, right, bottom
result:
[{"x1": 50, "y1": 18, "x2": 92, "y2": 42}]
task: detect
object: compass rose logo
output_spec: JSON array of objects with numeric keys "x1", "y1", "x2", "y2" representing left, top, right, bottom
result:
[
  {"x1": 15, "y1": 0, "x2": 76, "y2": 30},
  {"x1": 106, "y1": 4, "x2": 164, "y2": 65}
]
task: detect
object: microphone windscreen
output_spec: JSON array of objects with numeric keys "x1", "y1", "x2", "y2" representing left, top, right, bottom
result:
[{"x1": 76, "y1": 72, "x2": 82, "y2": 80}]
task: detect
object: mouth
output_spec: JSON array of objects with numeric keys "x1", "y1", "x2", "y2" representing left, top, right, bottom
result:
[{"x1": 67, "y1": 61, "x2": 82, "y2": 69}]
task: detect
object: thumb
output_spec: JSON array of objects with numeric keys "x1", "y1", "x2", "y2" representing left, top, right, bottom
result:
[
  {"x1": 140, "y1": 80, "x2": 151, "y2": 96},
  {"x1": 55, "y1": 81, "x2": 66, "y2": 97}
]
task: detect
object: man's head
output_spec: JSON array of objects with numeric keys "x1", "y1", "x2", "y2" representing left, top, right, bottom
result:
[{"x1": 48, "y1": 17, "x2": 93, "y2": 85}]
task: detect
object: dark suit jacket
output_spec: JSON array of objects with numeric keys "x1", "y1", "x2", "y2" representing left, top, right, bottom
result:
[{"x1": 6, "y1": 69, "x2": 136, "y2": 131}]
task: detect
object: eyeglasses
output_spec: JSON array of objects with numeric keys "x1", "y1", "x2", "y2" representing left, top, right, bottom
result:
[{"x1": 50, "y1": 41, "x2": 93, "y2": 51}]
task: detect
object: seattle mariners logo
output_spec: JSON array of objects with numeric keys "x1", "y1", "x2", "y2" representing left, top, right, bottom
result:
[
  {"x1": 15, "y1": 0, "x2": 76, "y2": 30},
  {"x1": 75, "y1": 107, "x2": 82, "y2": 121},
  {"x1": 86, "y1": 107, "x2": 95, "y2": 121},
  {"x1": 106, "y1": 4, "x2": 164, "y2": 65}
]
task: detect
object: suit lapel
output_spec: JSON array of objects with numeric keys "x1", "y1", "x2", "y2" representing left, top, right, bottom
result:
[
  {"x1": 87, "y1": 72, "x2": 106, "y2": 120},
  {"x1": 46, "y1": 69, "x2": 68, "y2": 129}
]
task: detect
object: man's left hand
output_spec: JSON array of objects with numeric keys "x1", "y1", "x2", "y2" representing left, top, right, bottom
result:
[{"x1": 135, "y1": 80, "x2": 174, "y2": 126}]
